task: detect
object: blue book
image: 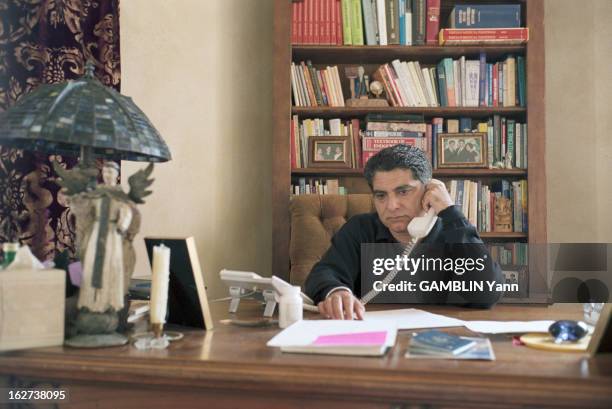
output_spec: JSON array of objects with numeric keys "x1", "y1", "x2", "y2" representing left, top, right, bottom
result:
[
  {"x1": 399, "y1": 0, "x2": 405, "y2": 45},
  {"x1": 459, "y1": 117, "x2": 472, "y2": 133},
  {"x1": 478, "y1": 52, "x2": 487, "y2": 106},
  {"x1": 436, "y1": 60, "x2": 448, "y2": 107},
  {"x1": 487, "y1": 64, "x2": 493, "y2": 106},
  {"x1": 517, "y1": 55, "x2": 526, "y2": 107},
  {"x1": 410, "y1": 330, "x2": 477, "y2": 355},
  {"x1": 449, "y1": 4, "x2": 521, "y2": 28}
]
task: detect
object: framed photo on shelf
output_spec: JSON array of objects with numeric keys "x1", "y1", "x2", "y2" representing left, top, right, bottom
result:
[
  {"x1": 308, "y1": 135, "x2": 352, "y2": 168},
  {"x1": 437, "y1": 132, "x2": 488, "y2": 168},
  {"x1": 501, "y1": 265, "x2": 528, "y2": 299}
]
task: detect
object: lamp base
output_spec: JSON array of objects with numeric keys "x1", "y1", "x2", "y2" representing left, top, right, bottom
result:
[{"x1": 64, "y1": 333, "x2": 128, "y2": 348}]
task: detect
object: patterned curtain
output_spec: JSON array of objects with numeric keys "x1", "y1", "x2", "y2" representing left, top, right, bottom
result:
[{"x1": 0, "y1": 0, "x2": 120, "y2": 261}]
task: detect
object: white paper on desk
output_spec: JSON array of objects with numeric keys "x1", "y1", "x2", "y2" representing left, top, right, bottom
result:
[
  {"x1": 267, "y1": 319, "x2": 397, "y2": 347},
  {"x1": 364, "y1": 308, "x2": 465, "y2": 330},
  {"x1": 464, "y1": 320, "x2": 555, "y2": 334}
]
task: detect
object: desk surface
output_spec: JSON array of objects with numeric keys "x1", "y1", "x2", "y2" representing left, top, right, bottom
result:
[{"x1": 1, "y1": 302, "x2": 611, "y2": 409}]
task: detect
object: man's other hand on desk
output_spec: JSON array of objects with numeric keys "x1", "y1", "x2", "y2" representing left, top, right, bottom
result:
[{"x1": 317, "y1": 290, "x2": 365, "y2": 320}]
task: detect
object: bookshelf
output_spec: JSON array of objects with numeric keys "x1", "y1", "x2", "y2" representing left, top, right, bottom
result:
[{"x1": 272, "y1": 0, "x2": 546, "y2": 302}]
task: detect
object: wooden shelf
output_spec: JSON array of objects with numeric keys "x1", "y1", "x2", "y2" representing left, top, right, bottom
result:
[
  {"x1": 273, "y1": 0, "x2": 547, "y2": 295},
  {"x1": 293, "y1": 45, "x2": 526, "y2": 64},
  {"x1": 292, "y1": 106, "x2": 526, "y2": 119},
  {"x1": 292, "y1": 168, "x2": 527, "y2": 177}
]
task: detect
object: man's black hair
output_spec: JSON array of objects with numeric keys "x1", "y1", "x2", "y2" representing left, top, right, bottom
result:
[{"x1": 364, "y1": 144, "x2": 432, "y2": 189}]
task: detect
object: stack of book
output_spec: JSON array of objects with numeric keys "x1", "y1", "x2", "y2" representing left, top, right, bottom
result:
[
  {"x1": 291, "y1": 61, "x2": 345, "y2": 107},
  {"x1": 374, "y1": 54, "x2": 526, "y2": 108},
  {"x1": 292, "y1": 177, "x2": 347, "y2": 195},
  {"x1": 292, "y1": 2, "x2": 528, "y2": 47},
  {"x1": 292, "y1": 0, "x2": 441, "y2": 46},
  {"x1": 291, "y1": 116, "x2": 362, "y2": 169},
  {"x1": 362, "y1": 112, "x2": 429, "y2": 165},
  {"x1": 439, "y1": 4, "x2": 528, "y2": 45},
  {"x1": 445, "y1": 179, "x2": 527, "y2": 233},
  {"x1": 489, "y1": 243, "x2": 528, "y2": 266}
]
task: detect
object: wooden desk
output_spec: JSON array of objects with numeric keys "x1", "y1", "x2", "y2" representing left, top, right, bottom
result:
[{"x1": 1, "y1": 302, "x2": 611, "y2": 409}]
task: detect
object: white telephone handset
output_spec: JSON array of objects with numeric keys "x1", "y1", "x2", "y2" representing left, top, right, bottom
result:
[
  {"x1": 407, "y1": 207, "x2": 438, "y2": 239},
  {"x1": 360, "y1": 207, "x2": 438, "y2": 304}
]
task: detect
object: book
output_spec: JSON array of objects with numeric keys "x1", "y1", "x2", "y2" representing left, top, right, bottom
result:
[
  {"x1": 341, "y1": 0, "x2": 353, "y2": 44},
  {"x1": 365, "y1": 112, "x2": 424, "y2": 123},
  {"x1": 366, "y1": 121, "x2": 427, "y2": 132},
  {"x1": 412, "y1": 0, "x2": 425, "y2": 45},
  {"x1": 267, "y1": 320, "x2": 397, "y2": 356},
  {"x1": 376, "y1": 0, "x2": 388, "y2": 45},
  {"x1": 404, "y1": 0, "x2": 413, "y2": 45},
  {"x1": 439, "y1": 28, "x2": 529, "y2": 45},
  {"x1": 351, "y1": 0, "x2": 365, "y2": 45},
  {"x1": 362, "y1": 136, "x2": 427, "y2": 165},
  {"x1": 362, "y1": 0, "x2": 378, "y2": 45},
  {"x1": 409, "y1": 330, "x2": 476, "y2": 355},
  {"x1": 399, "y1": 0, "x2": 406, "y2": 44},
  {"x1": 425, "y1": 0, "x2": 440, "y2": 45},
  {"x1": 449, "y1": 4, "x2": 521, "y2": 29},
  {"x1": 407, "y1": 336, "x2": 495, "y2": 360},
  {"x1": 386, "y1": 0, "x2": 400, "y2": 44}
]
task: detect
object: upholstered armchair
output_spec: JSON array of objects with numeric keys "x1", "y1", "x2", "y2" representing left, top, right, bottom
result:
[{"x1": 289, "y1": 194, "x2": 374, "y2": 287}]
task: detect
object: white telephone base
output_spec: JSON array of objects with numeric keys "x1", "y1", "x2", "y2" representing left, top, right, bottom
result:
[{"x1": 220, "y1": 270, "x2": 316, "y2": 317}]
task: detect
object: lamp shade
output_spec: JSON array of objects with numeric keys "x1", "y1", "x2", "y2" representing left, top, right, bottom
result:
[{"x1": 0, "y1": 64, "x2": 171, "y2": 162}]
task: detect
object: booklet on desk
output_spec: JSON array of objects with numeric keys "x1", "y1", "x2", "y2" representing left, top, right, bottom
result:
[
  {"x1": 407, "y1": 336, "x2": 495, "y2": 361},
  {"x1": 267, "y1": 320, "x2": 397, "y2": 356}
]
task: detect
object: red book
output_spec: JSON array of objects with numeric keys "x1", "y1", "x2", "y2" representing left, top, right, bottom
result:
[
  {"x1": 313, "y1": 0, "x2": 320, "y2": 44},
  {"x1": 425, "y1": 123, "x2": 432, "y2": 163},
  {"x1": 305, "y1": 0, "x2": 313, "y2": 44},
  {"x1": 297, "y1": 1, "x2": 304, "y2": 44},
  {"x1": 351, "y1": 119, "x2": 362, "y2": 168},
  {"x1": 425, "y1": 0, "x2": 441, "y2": 45},
  {"x1": 336, "y1": 0, "x2": 343, "y2": 45},
  {"x1": 362, "y1": 137, "x2": 425, "y2": 165},
  {"x1": 292, "y1": 2, "x2": 298, "y2": 44},
  {"x1": 330, "y1": 0, "x2": 336, "y2": 44},
  {"x1": 438, "y1": 28, "x2": 529, "y2": 45},
  {"x1": 383, "y1": 64, "x2": 404, "y2": 106}
]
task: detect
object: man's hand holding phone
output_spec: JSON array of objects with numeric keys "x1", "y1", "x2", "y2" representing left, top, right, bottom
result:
[{"x1": 317, "y1": 290, "x2": 365, "y2": 320}]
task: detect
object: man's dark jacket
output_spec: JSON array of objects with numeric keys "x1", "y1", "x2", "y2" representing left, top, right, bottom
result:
[{"x1": 304, "y1": 205, "x2": 505, "y2": 307}]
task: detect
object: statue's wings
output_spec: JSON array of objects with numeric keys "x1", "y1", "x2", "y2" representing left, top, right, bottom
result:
[
  {"x1": 52, "y1": 161, "x2": 98, "y2": 195},
  {"x1": 127, "y1": 163, "x2": 154, "y2": 204}
]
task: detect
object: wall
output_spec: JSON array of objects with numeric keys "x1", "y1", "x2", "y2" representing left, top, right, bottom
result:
[
  {"x1": 120, "y1": 0, "x2": 274, "y2": 298},
  {"x1": 546, "y1": 0, "x2": 612, "y2": 242}
]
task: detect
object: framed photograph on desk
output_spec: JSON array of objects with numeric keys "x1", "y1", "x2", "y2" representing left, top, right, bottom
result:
[{"x1": 144, "y1": 237, "x2": 213, "y2": 330}]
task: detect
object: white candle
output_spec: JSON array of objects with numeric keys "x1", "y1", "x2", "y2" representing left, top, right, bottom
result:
[{"x1": 150, "y1": 244, "x2": 170, "y2": 324}]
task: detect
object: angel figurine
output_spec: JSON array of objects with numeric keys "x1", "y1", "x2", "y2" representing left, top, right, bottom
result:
[{"x1": 55, "y1": 160, "x2": 153, "y2": 347}]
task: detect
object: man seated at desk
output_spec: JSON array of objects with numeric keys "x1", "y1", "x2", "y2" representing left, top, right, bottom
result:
[{"x1": 305, "y1": 144, "x2": 504, "y2": 320}]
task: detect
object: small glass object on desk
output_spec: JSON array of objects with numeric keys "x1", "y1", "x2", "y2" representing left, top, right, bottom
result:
[{"x1": 583, "y1": 303, "x2": 605, "y2": 326}]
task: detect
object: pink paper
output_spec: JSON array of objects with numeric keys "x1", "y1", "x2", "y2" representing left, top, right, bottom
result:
[{"x1": 313, "y1": 331, "x2": 387, "y2": 346}]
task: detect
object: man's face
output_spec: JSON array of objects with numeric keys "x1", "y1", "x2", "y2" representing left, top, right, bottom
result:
[
  {"x1": 448, "y1": 141, "x2": 456, "y2": 151},
  {"x1": 458, "y1": 140, "x2": 465, "y2": 149},
  {"x1": 372, "y1": 169, "x2": 426, "y2": 235}
]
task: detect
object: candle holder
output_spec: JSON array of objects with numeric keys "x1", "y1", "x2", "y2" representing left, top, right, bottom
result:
[{"x1": 151, "y1": 322, "x2": 164, "y2": 338}]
